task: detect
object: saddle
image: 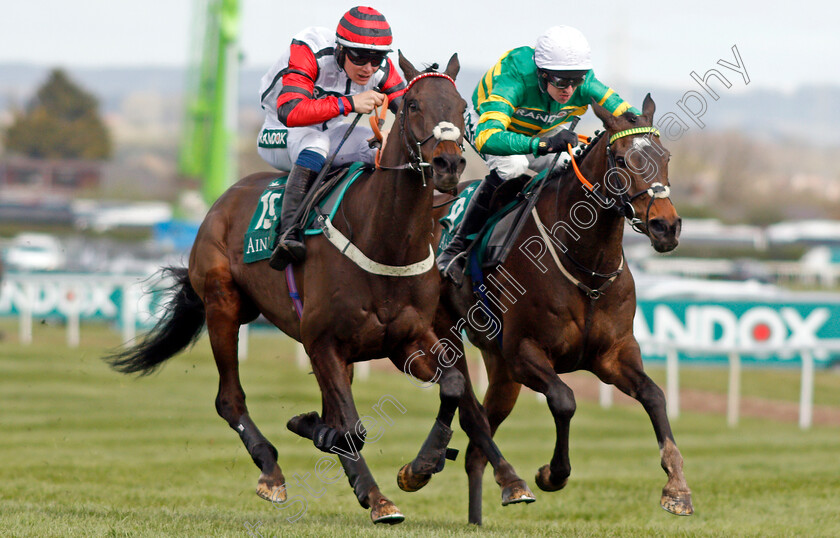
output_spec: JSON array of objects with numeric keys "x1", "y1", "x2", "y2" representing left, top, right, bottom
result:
[{"x1": 438, "y1": 172, "x2": 545, "y2": 275}]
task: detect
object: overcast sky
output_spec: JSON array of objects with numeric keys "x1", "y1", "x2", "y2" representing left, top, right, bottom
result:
[{"x1": 1, "y1": 0, "x2": 837, "y2": 92}]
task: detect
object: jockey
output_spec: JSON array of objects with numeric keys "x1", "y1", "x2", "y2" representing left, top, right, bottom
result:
[
  {"x1": 259, "y1": 6, "x2": 407, "y2": 270},
  {"x1": 437, "y1": 26, "x2": 640, "y2": 285}
]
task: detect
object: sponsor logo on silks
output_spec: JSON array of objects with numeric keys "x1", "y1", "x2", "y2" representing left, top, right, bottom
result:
[
  {"x1": 513, "y1": 108, "x2": 571, "y2": 124},
  {"x1": 258, "y1": 129, "x2": 288, "y2": 148},
  {"x1": 313, "y1": 86, "x2": 345, "y2": 100}
]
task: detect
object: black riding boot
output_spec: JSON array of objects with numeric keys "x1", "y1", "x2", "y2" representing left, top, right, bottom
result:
[
  {"x1": 437, "y1": 170, "x2": 504, "y2": 286},
  {"x1": 268, "y1": 164, "x2": 319, "y2": 271}
]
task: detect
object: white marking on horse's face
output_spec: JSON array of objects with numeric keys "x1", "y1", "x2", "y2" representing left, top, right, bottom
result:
[{"x1": 632, "y1": 137, "x2": 651, "y2": 150}]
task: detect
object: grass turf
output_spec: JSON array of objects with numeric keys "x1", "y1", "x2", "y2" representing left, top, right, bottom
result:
[{"x1": 1, "y1": 321, "x2": 839, "y2": 536}]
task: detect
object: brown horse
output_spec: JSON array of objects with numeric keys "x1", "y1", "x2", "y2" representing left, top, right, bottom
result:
[
  {"x1": 105, "y1": 53, "x2": 532, "y2": 525},
  {"x1": 434, "y1": 95, "x2": 693, "y2": 525}
]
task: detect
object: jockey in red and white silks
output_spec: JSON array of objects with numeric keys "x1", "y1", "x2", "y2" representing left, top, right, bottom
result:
[
  {"x1": 257, "y1": 15, "x2": 405, "y2": 171},
  {"x1": 262, "y1": 6, "x2": 407, "y2": 271}
]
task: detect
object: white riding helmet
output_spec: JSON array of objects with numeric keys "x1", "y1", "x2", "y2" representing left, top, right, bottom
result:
[{"x1": 534, "y1": 26, "x2": 593, "y2": 71}]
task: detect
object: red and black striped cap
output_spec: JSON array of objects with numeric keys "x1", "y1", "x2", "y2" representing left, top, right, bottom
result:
[{"x1": 336, "y1": 6, "x2": 392, "y2": 51}]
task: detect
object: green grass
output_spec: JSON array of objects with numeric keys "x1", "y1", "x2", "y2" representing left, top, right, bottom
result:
[{"x1": 1, "y1": 321, "x2": 839, "y2": 537}]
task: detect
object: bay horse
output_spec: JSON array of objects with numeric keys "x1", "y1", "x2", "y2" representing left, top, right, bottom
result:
[
  {"x1": 105, "y1": 53, "x2": 532, "y2": 525},
  {"x1": 434, "y1": 95, "x2": 693, "y2": 524}
]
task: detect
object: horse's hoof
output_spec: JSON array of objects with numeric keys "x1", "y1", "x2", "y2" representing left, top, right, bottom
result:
[
  {"x1": 255, "y1": 467, "x2": 287, "y2": 503},
  {"x1": 397, "y1": 463, "x2": 431, "y2": 492},
  {"x1": 661, "y1": 492, "x2": 694, "y2": 516},
  {"x1": 286, "y1": 411, "x2": 321, "y2": 439},
  {"x1": 370, "y1": 499, "x2": 405, "y2": 525},
  {"x1": 501, "y1": 480, "x2": 536, "y2": 506},
  {"x1": 535, "y1": 464, "x2": 568, "y2": 492}
]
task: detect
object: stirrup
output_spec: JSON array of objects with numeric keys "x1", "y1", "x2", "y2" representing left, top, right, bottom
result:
[
  {"x1": 268, "y1": 230, "x2": 305, "y2": 271},
  {"x1": 440, "y1": 251, "x2": 467, "y2": 287}
]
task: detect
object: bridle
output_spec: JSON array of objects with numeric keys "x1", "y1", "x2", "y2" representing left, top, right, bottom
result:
[
  {"x1": 570, "y1": 126, "x2": 671, "y2": 235},
  {"x1": 608, "y1": 127, "x2": 672, "y2": 234},
  {"x1": 539, "y1": 125, "x2": 672, "y2": 299},
  {"x1": 376, "y1": 72, "x2": 464, "y2": 186}
]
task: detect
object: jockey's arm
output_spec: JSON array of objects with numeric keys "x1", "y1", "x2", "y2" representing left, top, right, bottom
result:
[
  {"x1": 276, "y1": 42, "x2": 353, "y2": 127},
  {"x1": 472, "y1": 74, "x2": 536, "y2": 157},
  {"x1": 580, "y1": 73, "x2": 641, "y2": 117},
  {"x1": 379, "y1": 57, "x2": 407, "y2": 113}
]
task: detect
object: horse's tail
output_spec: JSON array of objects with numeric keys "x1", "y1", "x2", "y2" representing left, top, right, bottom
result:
[{"x1": 104, "y1": 266, "x2": 206, "y2": 376}]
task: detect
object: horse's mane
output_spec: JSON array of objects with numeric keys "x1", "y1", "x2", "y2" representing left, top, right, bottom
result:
[
  {"x1": 548, "y1": 128, "x2": 606, "y2": 183},
  {"x1": 549, "y1": 107, "x2": 648, "y2": 183},
  {"x1": 422, "y1": 63, "x2": 441, "y2": 73}
]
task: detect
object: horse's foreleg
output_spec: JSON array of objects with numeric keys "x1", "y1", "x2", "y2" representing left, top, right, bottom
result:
[
  {"x1": 394, "y1": 333, "x2": 463, "y2": 493},
  {"x1": 203, "y1": 269, "x2": 285, "y2": 502},
  {"x1": 459, "y1": 347, "x2": 533, "y2": 525},
  {"x1": 290, "y1": 342, "x2": 403, "y2": 525},
  {"x1": 594, "y1": 343, "x2": 694, "y2": 516},
  {"x1": 390, "y1": 330, "x2": 480, "y2": 494},
  {"x1": 513, "y1": 339, "x2": 576, "y2": 493}
]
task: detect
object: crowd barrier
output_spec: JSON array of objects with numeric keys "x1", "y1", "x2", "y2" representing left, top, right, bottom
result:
[{"x1": 3, "y1": 272, "x2": 837, "y2": 428}]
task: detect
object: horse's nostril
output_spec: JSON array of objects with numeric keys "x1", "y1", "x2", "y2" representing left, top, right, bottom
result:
[
  {"x1": 649, "y1": 219, "x2": 667, "y2": 235},
  {"x1": 433, "y1": 155, "x2": 464, "y2": 175}
]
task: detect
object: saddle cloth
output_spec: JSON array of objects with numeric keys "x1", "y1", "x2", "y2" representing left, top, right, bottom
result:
[{"x1": 243, "y1": 162, "x2": 369, "y2": 263}]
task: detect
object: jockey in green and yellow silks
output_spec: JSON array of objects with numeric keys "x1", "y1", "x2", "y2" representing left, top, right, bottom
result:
[{"x1": 437, "y1": 26, "x2": 639, "y2": 285}]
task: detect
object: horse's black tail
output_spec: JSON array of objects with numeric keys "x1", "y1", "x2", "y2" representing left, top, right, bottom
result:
[{"x1": 104, "y1": 266, "x2": 206, "y2": 376}]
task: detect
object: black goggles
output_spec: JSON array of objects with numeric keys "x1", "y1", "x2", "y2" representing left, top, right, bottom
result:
[
  {"x1": 543, "y1": 72, "x2": 585, "y2": 89},
  {"x1": 345, "y1": 48, "x2": 387, "y2": 67}
]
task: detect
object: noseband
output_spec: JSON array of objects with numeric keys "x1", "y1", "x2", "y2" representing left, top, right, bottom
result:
[{"x1": 377, "y1": 72, "x2": 463, "y2": 186}]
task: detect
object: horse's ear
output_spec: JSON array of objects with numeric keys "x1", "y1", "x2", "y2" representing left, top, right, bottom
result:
[
  {"x1": 444, "y1": 53, "x2": 460, "y2": 80},
  {"x1": 641, "y1": 93, "x2": 655, "y2": 121},
  {"x1": 590, "y1": 97, "x2": 619, "y2": 130},
  {"x1": 398, "y1": 50, "x2": 420, "y2": 82}
]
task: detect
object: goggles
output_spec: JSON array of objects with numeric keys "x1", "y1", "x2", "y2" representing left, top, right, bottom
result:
[
  {"x1": 345, "y1": 47, "x2": 387, "y2": 67},
  {"x1": 542, "y1": 71, "x2": 585, "y2": 89}
]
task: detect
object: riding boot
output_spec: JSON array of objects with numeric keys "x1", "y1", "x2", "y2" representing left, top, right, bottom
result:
[
  {"x1": 437, "y1": 170, "x2": 504, "y2": 286},
  {"x1": 268, "y1": 164, "x2": 319, "y2": 271}
]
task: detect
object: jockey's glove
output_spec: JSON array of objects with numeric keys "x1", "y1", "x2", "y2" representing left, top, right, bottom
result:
[{"x1": 534, "y1": 129, "x2": 579, "y2": 156}]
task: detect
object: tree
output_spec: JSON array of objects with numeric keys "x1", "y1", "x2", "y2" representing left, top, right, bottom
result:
[{"x1": 4, "y1": 69, "x2": 112, "y2": 159}]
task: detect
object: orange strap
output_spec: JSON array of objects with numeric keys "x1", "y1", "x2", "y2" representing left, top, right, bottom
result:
[
  {"x1": 568, "y1": 142, "x2": 595, "y2": 191},
  {"x1": 578, "y1": 133, "x2": 591, "y2": 144},
  {"x1": 370, "y1": 96, "x2": 389, "y2": 169},
  {"x1": 369, "y1": 95, "x2": 389, "y2": 142}
]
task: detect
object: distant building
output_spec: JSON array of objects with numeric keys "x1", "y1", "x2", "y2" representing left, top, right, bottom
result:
[{"x1": 0, "y1": 156, "x2": 102, "y2": 197}]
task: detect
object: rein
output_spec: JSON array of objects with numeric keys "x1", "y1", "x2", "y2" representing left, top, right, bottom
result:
[{"x1": 374, "y1": 72, "x2": 462, "y2": 186}]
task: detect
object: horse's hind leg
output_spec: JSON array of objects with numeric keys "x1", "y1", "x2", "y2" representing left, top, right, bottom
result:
[
  {"x1": 594, "y1": 343, "x2": 694, "y2": 515},
  {"x1": 510, "y1": 339, "x2": 577, "y2": 493},
  {"x1": 203, "y1": 267, "x2": 286, "y2": 502},
  {"x1": 287, "y1": 341, "x2": 404, "y2": 525},
  {"x1": 461, "y1": 346, "x2": 532, "y2": 525}
]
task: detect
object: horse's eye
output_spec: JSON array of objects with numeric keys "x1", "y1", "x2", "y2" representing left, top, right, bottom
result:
[
  {"x1": 407, "y1": 100, "x2": 419, "y2": 111},
  {"x1": 615, "y1": 156, "x2": 627, "y2": 168}
]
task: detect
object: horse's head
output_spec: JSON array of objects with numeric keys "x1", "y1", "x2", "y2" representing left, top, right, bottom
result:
[
  {"x1": 590, "y1": 94, "x2": 681, "y2": 252},
  {"x1": 396, "y1": 52, "x2": 467, "y2": 191}
]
